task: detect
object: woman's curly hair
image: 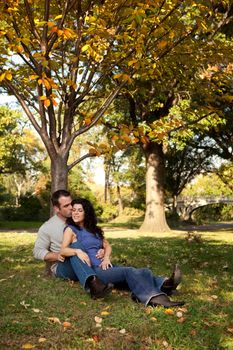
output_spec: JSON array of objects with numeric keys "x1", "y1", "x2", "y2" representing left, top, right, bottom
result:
[{"x1": 66, "y1": 197, "x2": 104, "y2": 239}]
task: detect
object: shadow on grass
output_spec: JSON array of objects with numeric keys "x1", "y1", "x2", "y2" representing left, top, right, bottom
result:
[{"x1": 0, "y1": 233, "x2": 232, "y2": 350}]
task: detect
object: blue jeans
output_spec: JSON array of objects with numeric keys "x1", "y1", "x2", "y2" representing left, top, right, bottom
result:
[
  {"x1": 55, "y1": 242, "x2": 97, "y2": 289},
  {"x1": 93, "y1": 266, "x2": 166, "y2": 305}
]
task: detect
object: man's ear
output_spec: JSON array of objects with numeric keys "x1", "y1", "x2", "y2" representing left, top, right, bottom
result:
[{"x1": 54, "y1": 205, "x2": 59, "y2": 214}]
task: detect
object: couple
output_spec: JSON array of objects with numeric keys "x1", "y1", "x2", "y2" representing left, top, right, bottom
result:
[{"x1": 33, "y1": 190, "x2": 185, "y2": 307}]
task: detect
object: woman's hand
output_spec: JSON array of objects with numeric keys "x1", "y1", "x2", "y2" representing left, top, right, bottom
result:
[
  {"x1": 100, "y1": 257, "x2": 112, "y2": 270},
  {"x1": 57, "y1": 253, "x2": 65, "y2": 262},
  {"x1": 96, "y1": 248, "x2": 105, "y2": 259},
  {"x1": 76, "y1": 249, "x2": 91, "y2": 266}
]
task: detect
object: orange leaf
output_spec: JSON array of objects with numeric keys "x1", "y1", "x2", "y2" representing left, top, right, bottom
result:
[
  {"x1": 63, "y1": 321, "x2": 72, "y2": 328},
  {"x1": 164, "y1": 308, "x2": 174, "y2": 315}
]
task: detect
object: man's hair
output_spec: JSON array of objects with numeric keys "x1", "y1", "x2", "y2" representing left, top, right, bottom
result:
[{"x1": 51, "y1": 189, "x2": 71, "y2": 207}]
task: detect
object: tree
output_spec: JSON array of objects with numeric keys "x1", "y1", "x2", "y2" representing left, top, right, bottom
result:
[
  {"x1": 164, "y1": 136, "x2": 215, "y2": 213},
  {"x1": 0, "y1": 106, "x2": 24, "y2": 174},
  {"x1": 99, "y1": 2, "x2": 233, "y2": 232},
  {"x1": 1, "y1": 0, "x2": 231, "y2": 199}
]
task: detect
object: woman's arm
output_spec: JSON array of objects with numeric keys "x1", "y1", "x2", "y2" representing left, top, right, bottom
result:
[
  {"x1": 60, "y1": 227, "x2": 91, "y2": 266},
  {"x1": 99, "y1": 239, "x2": 113, "y2": 270}
]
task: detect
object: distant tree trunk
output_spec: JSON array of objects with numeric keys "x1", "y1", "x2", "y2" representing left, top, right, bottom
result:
[
  {"x1": 104, "y1": 163, "x2": 111, "y2": 203},
  {"x1": 140, "y1": 142, "x2": 170, "y2": 233},
  {"x1": 116, "y1": 183, "x2": 124, "y2": 214}
]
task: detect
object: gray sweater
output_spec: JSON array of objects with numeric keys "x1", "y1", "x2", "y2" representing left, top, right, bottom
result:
[{"x1": 33, "y1": 214, "x2": 66, "y2": 274}]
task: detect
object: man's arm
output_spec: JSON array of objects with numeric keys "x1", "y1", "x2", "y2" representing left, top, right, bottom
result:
[{"x1": 33, "y1": 227, "x2": 61, "y2": 261}]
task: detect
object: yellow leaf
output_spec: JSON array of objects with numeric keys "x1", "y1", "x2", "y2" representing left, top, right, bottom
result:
[
  {"x1": 21, "y1": 343, "x2": 35, "y2": 349},
  {"x1": 113, "y1": 73, "x2": 123, "y2": 79},
  {"x1": 100, "y1": 311, "x2": 110, "y2": 316},
  {"x1": 39, "y1": 95, "x2": 47, "y2": 101},
  {"x1": 54, "y1": 15, "x2": 62, "y2": 20},
  {"x1": 5, "y1": 72, "x2": 12, "y2": 80},
  {"x1": 81, "y1": 44, "x2": 90, "y2": 52},
  {"x1": 0, "y1": 73, "x2": 6, "y2": 82},
  {"x1": 29, "y1": 75, "x2": 39, "y2": 80},
  {"x1": 164, "y1": 308, "x2": 174, "y2": 315}
]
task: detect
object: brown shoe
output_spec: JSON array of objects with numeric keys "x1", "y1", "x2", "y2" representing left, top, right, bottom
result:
[
  {"x1": 149, "y1": 294, "x2": 185, "y2": 308},
  {"x1": 88, "y1": 277, "x2": 113, "y2": 299},
  {"x1": 161, "y1": 264, "x2": 182, "y2": 295}
]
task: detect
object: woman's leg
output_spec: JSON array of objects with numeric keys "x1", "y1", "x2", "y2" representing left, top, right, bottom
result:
[{"x1": 93, "y1": 266, "x2": 166, "y2": 305}]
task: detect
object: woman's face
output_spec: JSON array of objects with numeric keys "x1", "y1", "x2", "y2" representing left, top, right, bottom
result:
[{"x1": 72, "y1": 203, "x2": 85, "y2": 226}]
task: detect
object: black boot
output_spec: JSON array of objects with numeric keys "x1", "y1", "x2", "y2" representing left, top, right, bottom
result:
[
  {"x1": 87, "y1": 276, "x2": 113, "y2": 299},
  {"x1": 149, "y1": 294, "x2": 185, "y2": 308},
  {"x1": 161, "y1": 264, "x2": 182, "y2": 295}
]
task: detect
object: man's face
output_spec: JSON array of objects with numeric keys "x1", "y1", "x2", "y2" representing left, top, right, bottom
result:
[{"x1": 55, "y1": 196, "x2": 72, "y2": 220}]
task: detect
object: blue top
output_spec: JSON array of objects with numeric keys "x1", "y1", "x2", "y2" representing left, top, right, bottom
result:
[{"x1": 68, "y1": 225, "x2": 103, "y2": 267}]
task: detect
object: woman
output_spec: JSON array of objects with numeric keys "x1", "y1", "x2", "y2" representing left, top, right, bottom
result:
[{"x1": 60, "y1": 198, "x2": 185, "y2": 307}]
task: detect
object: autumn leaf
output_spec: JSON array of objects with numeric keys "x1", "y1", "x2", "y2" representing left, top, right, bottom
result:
[
  {"x1": 48, "y1": 317, "x2": 61, "y2": 324},
  {"x1": 100, "y1": 311, "x2": 110, "y2": 316},
  {"x1": 94, "y1": 316, "x2": 102, "y2": 324},
  {"x1": 63, "y1": 321, "x2": 72, "y2": 328},
  {"x1": 21, "y1": 343, "x2": 35, "y2": 349},
  {"x1": 38, "y1": 338, "x2": 46, "y2": 343},
  {"x1": 164, "y1": 308, "x2": 174, "y2": 315},
  {"x1": 119, "y1": 329, "x2": 126, "y2": 334}
]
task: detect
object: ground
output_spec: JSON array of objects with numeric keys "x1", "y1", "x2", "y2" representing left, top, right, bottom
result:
[{"x1": 0, "y1": 223, "x2": 232, "y2": 350}]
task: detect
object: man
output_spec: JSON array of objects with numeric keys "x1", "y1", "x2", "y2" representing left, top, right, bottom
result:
[{"x1": 33, "y1": 189, "x2": 112, "y2": 299}]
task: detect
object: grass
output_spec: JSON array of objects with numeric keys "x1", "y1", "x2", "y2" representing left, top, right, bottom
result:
[{"x1": 0, "y1": 226, "x2": 233, "y2": 350}]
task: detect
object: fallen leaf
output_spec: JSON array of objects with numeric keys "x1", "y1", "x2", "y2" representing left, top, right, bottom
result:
[
  {"x1": 150, "y1": 317, "x2": 157, "y2": 321},
  {"x1": 92, "y1": 335, "x2": 99, "y2": 342},
  {"x1": 177, "y1": 317, "x2": 186, "y2": 323},
  {"x1": 164, "y1": 308, "x2": 174, "y2": 315},
  {"x1": 96, "y1": 323, "x2": 102, "y2": 328},
  {"x1": 80, "y1": 301, "x2": 86, "y2": 305},
  {"x1": 162, "y1": 340, "x2": 169, "y2": 348},
  {"x1": 119, "y1": 328, "x2": 126, "y2": 334},
  {"x1": 178, "y1": 307, "x2": 188, "y2": 313},
  {"x1": 145, "y1": 307, "x2": 153, "y2": 314},
  {"x1": 63, "y1": 321, "x2": 71, "y2": 328},
  {"x1": 190, "y1": 329, "x2": 197, "y2": 336},
  {"x1": 38, "y1": 338, "x2": 46, "y2": 343},
  {"x1": 94, "y1": 316, "x2": 102, "y2": 324},
  {"x1": 21, "y1": 343, "x2": 35, "y2": 349},
  {"x1": 48, "y1": 317, "x2": 61, "y2": 324},
  {"x1": 211, "y1": 295, "x2": 218, "y2": 300},
  {"x1": 101, "y1": 311, "x2": 110, "y2": 316},
  {"x1": 227, "y1": 328, "x2": 233, "y2": 334},
  {"x1": 0, "y1": 279, "x2": 7, "y2": 282},
  {"x1": 32, "y1": 308, "x2": 41, "y2": 313},
  {"x1": 176, "y1": 311, "x2": 183, "y2": 318},
  {"x1": 20, "y1": 301, "x2": 30, "y2": 309}
]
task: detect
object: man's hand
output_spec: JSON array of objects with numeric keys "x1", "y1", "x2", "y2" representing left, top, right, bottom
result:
[
  {"x1": 100, "y1": 257, "x2": 112, "y2": 270},
  {"x1": 96, "y1": 248, "x2": 105, "y2": 259},
  {"x1": 76, "y1": 249, "x2": 91, "y2": 266}
]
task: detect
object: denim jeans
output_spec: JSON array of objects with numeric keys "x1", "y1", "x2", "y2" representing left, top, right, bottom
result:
[
  {"x1": 93, "y1": 266, "x2": 166, "y2": 305},
  {"x1": 55, "y1": 241, "x2": 96, "y2": 289}
]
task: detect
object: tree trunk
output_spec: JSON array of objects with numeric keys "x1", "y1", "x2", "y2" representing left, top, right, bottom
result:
[
  {"x1": 116, "y1": 183, "x2": 124, "y2": 214},
  {"x1": 140, "y1": 142, "x2": 170, "y2": 233},
  {"x1": 50, "y1": 155, "x2": 69, "y2": 193}
]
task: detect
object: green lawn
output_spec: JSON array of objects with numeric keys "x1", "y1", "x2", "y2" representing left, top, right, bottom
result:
[{"x1": 0, "y1": 228, "x2": 232, "y2": 350}]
